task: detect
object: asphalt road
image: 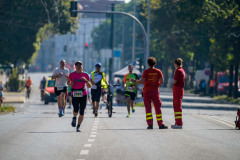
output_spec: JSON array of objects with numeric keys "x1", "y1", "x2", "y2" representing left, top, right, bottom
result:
[{"x1": 0, "y1": 73, "x2": 240, "y2": 160}]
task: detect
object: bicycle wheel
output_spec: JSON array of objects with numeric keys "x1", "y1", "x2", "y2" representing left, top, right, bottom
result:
[{"x1": 108, "y1": 100, "x2": 112, "y2": 118}]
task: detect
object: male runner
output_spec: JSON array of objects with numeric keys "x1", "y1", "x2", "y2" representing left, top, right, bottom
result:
[
  {"x1": 90, "y1": 63, "x2": 108, "y2": 117},
  {"x1": 68, "y1": 61, "x2": 91, "y2": 132},
  {"x1": 52, "y1": 60, "x2": 69, "y2": 117},
  {"x1": 123, "y1": 64, "x2": 139, "y2": 117}
]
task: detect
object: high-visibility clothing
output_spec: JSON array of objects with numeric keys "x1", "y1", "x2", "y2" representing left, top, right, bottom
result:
[
  {"x1": 91, "y1": 71, "x2": 107, "y2": 88},
  {"x1": 143, "y1": 90, "x2": 163, "y2": 126},
  {"x1": 173, "y1": 86, "x2": 183, "y2": 126}
]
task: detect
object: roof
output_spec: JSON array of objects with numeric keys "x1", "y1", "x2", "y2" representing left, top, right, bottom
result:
[{"x1": 113, "y1": 61, "x2": 142, "y2": 78}]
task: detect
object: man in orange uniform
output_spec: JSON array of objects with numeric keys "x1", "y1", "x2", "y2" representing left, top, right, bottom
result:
[
  {"x1": 172, "y1": 58, "x2": 185, "y2": 129},
  {"x1": 131, "y1": 57, "x2": 168, "y2": 129}
]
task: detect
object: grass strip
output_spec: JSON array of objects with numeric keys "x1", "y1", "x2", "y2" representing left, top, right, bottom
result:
[
  {"x1": 214, "y1": 95, "x2": 240, "y2": 105},
  {"x1": 0, "y1": 104, "x2": 15, "y2": 113}
]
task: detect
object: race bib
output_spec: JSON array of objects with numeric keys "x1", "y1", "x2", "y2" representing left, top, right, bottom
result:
[
  {"x1": 127, "y1": 86, "x2": 133, "y2": 91},
  {"x1": 57, "y1": 87, "x2": 64, "y2": 91},
  {"x1": 73, "y1": 91, "x2": 83, "y2": 97}
]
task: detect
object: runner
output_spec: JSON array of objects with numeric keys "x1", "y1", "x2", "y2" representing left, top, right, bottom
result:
[
  {"x1": 67, "y1": 61, "x2": 91, "y2": 132},
  {"x1": 123, "y1": 64, "x2": 139, "y2": 117},
  {"x1": 39, "y1": 76, "x2": 46, "y2": 101},
  {"x1": 90, "y1": 63, "x2": 108, "y2": 117},
  {"x1": 131, "y1": 57, "x2": 168, "y2": 129},
  {"x1": 172, "y1": 58, "x2": 185, "y2": 129},
  {"x1": 25, "y1": 76, "x2": 32, "y2": 98},
  {"x1": 51, "y1": 60, "x2": 69, "y2": 117}
]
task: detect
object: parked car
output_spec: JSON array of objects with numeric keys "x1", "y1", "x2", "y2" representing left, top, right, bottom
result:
[{"x1": 44, "y1": 78, "x2": 57, "y2": 104}]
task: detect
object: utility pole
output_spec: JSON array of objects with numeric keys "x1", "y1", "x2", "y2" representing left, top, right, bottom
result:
[
  {"x1": 121, "y1": 3, "x2": 125, "y2": 68},
  {"x1": 109, "y1": 3, "x2": 115, "y2": 81},
  {"x1": 146, "y1": 0, "x2": 151, "y2": 68},
  {"x1": 83, "y1": 23, "x2": 86, "y2": 69},
  {"x1": 132, "y1": 0, "x2": 136, "y2": 63}
]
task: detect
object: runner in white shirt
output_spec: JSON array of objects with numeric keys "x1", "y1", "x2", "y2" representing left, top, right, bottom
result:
[{"x1": 51, "y1": 60, "x2": 69, "y2": 117}]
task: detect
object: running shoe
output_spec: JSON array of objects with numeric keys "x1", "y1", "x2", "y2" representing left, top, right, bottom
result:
[
  {"x1": 95, "y1": 112, "x2": 98, "y2": 117},
  {"x1": 159, "y1": 124, "x2": 168, "y2": 129},
  {"x1": 132, "y1": 108, "x2": 135, "y2": 113},
  {"x1": 71, "y1": 117, "x2": 76, "y2": 127},
  {"x1": 147, "y1": 126, "x2": 153, "y2": 129},
  {"x1": 171, "y1": 125, "x2": 182, "y2": 129},
  {"x1": 67, "y1": 105, "x2": 71, "y2": 109},
  {"x1": 126, "y1": 114, "x2": 131, "y2": 118},
  {"x1": 76, "y1": 124, "x2": 81, "y2": 132},
  {"x1": 59, "y1": 108, "x2": 63, "y2": 117}
]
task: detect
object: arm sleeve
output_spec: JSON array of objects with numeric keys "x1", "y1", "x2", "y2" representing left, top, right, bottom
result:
[
  {"x1": 142, "y1": 70, "x2": 147, "y2": 79},
  {"x1": 52, "y1": 69, "x2": 57, "y2": 76},
  {"x1": 158, "y1": 70, "x2": 163, "y2": 79},
  {"x1": 174, "y1": 70, "x2": 179, "y2": 81}
]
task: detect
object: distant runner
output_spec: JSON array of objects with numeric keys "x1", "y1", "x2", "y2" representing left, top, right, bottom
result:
[
  {"x1": 131, "y1": 57, "x2": 168, "y2": 129},
  {"x1": 68, "y1": 61, "x2": 91, "y2": 132},
  {"x1": 123, "y1": 64, "x2": 139, "y2": 117},
  {"x1": 51, "y1": 60, "x2": 69, "y2": 117}
]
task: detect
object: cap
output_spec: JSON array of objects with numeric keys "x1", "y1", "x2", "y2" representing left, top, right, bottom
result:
[
  {"x1": 75, "y1": 61, "x2": 82, "y2": 65},
  {"x1": 95, "y1": 63, "x2": 101, "y2": 68}
]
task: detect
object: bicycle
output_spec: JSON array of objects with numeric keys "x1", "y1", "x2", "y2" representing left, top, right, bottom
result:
[{"x1": 105, "y1": 84, "x2": 120, "y2": 118}]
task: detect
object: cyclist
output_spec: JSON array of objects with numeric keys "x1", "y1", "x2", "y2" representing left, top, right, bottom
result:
[
  {"x1": 39, "y1": 76, "x2": 46, "y2": 101},
  {"x1": 130, "y1": 57, "x2": 168, "y2": 129},
  {"x1": 51, "y1": 60, "x2": 69, "y2": 117},
  {"x1": 123, "y1": 64, "x2": 139, "y2": 117},
  {"x1": 25, "y1": 76, "x2": 32, "y2": 98},
  {"x1": 67, "y1": 61, "x2": 91, "y2": 132},
  {"x1": 90, "y1": 63, "x2": 108, "y2": 117}
]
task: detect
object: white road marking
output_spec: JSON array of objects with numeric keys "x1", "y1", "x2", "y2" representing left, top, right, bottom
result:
[
  {"x1": 91, "y1": 132, "x2": 97, "y2": 134},
  {"x1": 92, "y1": 128, "x2": 97, "y2": 131},
  {"x1": 76, "y1": 159, "x2": 84, "y2": 160},
  {"x1": 92, "y1": 126, "x2": 98, "y2": 128},
  {"x1": 84, "y1": 144, "x2": 92, "y2": 148},
  {"x1": 80, "y1": 150, "x2": 89, "y2": 155},
  {"x1": 90, "y1": 135, "x2": 96, "y2": 138},
  {"x1": 201, "y1": 115, "x2": 235, "y2": 128},
  {"x1": 88, "y1": 139, "x2": 95, "y2": 142}
]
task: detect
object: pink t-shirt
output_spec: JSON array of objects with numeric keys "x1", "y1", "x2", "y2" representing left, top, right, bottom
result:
[{"x1": 69, "y1": 71, "x2": 89, "y2": 96}]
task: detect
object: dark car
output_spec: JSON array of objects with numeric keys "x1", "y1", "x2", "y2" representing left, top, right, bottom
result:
[{"x1": 44, "y1": 78, "x2": 57, "y2": 104}]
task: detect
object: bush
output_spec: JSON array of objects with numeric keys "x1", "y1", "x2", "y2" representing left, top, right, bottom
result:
[{"x1": 8, "y1": 68, "x2": 20, "y2": 92}]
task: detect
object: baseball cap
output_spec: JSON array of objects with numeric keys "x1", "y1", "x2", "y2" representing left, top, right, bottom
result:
[{"x1": 75, "y1": 61, "x2": 82, "y2": 65}]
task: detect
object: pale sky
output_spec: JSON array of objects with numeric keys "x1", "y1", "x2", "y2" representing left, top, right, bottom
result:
[{"x1": 125, "y1": 0, "x2": 131, "y2": 3}]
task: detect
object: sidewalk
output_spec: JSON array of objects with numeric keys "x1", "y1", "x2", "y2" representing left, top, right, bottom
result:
[{"x1": 3, "y1": 91, "x2": 25, "y2": 103}]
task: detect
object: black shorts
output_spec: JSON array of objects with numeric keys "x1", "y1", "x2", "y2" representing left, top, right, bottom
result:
[
  {"x1": 91, "y1": 88, "x2": 101, "y2": 102},
  {"x1": 72, "y1": 95, "x2": 87, "y2": 115},
  {"x1": 125, "y1": 91, "x2": 136, "y2": 101},
  {"x1": 68, "y1": 91, "x2": 71, "y2": 96},
  {"x1": 54, "y1": 87, "x2": 67, "y2": 96}
]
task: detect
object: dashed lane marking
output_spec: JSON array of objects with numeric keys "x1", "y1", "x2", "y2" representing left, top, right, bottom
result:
[
  {"x1": 88, "y1": 139, "x2": 95, "y2": 142},
  {"x1": 84, "y1": 144, "x2": 92, "y2": 148},
  {"x1": 80, "y1": 150, "x2": 89, "y2": 155},
  {"x1": 90, "y1": 135, "x2": 96, "y2": 138},
  {"x1": 91, "y1": 132, "x2": 97, "y2": 134}
]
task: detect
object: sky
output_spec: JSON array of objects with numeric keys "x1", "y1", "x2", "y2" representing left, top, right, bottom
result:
[{"x1": 125, "y1": 0, "x2": 131, "y2": 3}]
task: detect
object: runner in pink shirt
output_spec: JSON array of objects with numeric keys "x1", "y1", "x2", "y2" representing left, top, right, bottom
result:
[{"x1": 67, "y1": 61, "x2": 92, "y2": 132}]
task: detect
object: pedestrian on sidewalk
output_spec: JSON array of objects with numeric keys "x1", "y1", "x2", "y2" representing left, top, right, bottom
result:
[
  {"x1": 172, "y1": 58, "x2": 185, "y2": 129},
  {"x1": 0, "y1": 81, "x2": 3, "y2": 106},
  {"x1": 130, "y1": 57, "x2": 168, "y2": 129}
]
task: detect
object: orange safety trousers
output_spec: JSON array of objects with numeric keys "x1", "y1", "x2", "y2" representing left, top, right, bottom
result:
[
  {"x1": 173, "y1": 86, "x2": 184, "y2": 126},
  {"x1": 143, "y1": 90, "x2": 163, "y2": 127}
]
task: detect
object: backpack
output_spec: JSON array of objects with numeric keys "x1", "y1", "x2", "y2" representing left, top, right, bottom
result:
[{"x1": 235, "y1": 109, "x2": 240, "y2": 130}]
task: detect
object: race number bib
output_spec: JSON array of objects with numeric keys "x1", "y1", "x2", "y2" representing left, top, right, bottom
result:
[
  {"x1": 57, "y1": 87, "x2": 64, "y2": 91},
  {"x1": 73, "y1": 91, "x2": 83, "y2": 97},
  {"x1": 127, "y1": 86, "x2": 133, "y2": 92}
]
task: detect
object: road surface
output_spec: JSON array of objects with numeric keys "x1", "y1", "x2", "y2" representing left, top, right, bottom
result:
[{"x1": 0, "y1": 73, "x2": 239, "y2": 160}]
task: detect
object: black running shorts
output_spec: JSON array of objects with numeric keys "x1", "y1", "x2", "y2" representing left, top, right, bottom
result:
[
  {"x1": 125, "y1": 91, "x2": 136, "y2": 101},
  {"x1": 54, "y1": 87, "x2": 67, "y2": 96},
  {"x1": 91, "y1": 88, "x2": 101, "y2": 102},
  {"x1": 72, "y1": 95, "x2": 87, "y2": 115}
]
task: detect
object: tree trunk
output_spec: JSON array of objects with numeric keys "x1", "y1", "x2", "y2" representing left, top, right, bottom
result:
[
  {"x1": 228, "y1": 64, "x2": 233, "y2": 97},
  {"x1": 234, "y1": 62, "x2": 239, "y2": 98}
]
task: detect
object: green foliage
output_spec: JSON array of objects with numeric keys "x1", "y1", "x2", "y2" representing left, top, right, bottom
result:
[
  {"x1": 0, "y1": 104, "x2": 15, "y2": 113},
  {"x1": 0, "y1": 0, "x2": 78, "y2": 65},
  {"x1": 8, "y1": 68, "x2": 20, "y2": 92}
]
